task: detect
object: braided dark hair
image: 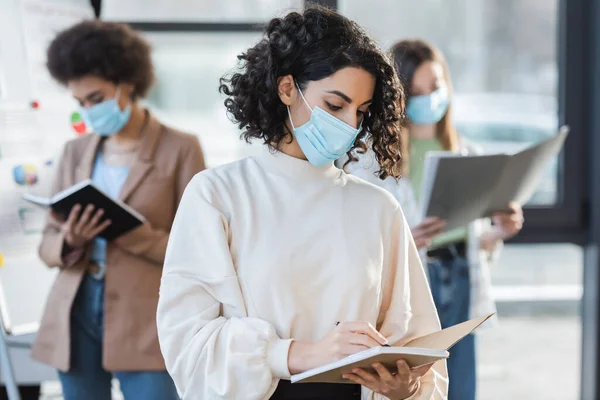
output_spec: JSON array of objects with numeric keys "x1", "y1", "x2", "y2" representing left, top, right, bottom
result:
[{"x1": 219, "y1": 6, "x2": 405, "y2": 179}]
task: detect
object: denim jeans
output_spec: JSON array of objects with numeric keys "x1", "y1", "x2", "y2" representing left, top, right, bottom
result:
[
  {"x1": 427, "y1": 255, "x2": 476, "y2": 400},
  {"x1": 58, "y1": 275, "x2": 179, "y2": 400}
]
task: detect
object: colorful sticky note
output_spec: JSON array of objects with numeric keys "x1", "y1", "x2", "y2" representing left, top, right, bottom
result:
[
  {"x1": 12, "y1": 164, "x2": 38, "y2": 186},
  {"x1": 71, "y1": 111, "x2": 87, "y2": 135},
  {"x1": 0, "y1": 253, "x2": 4, "y2": 268}
]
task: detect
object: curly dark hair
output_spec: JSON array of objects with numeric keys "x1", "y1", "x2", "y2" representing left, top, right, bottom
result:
[
  {"x1": 46, "y1": 20, "x2": 154, "y2": 99},
  {"x1": 219, "y1": 6, "x2": 405, "y2": 179}
]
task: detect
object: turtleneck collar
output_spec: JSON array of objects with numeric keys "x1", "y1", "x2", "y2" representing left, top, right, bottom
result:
[{"x1": 253, "y1": 147, "x2": 343, "y2": 181}]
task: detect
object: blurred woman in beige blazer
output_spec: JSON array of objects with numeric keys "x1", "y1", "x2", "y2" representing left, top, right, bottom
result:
[{"x1": 31, "y1": 20, "x2": 205, "y2": 400}]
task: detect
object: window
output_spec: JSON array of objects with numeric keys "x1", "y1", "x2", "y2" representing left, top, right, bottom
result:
[
  {"x1": 101, "y1": 0, "x2": 303, "y2": 22},
  {"x1": 340, "y1": 3, "x2": 581, "y2": 399},
  {"x1": 143, "y1": 32, "x2": 263, "y2": 167},
  {"x1": 481, "y1": 243, "x2": 582, "y2": 400},
  {"x1": 340, "y1": 0, "x2": 560, "y2": 207}
]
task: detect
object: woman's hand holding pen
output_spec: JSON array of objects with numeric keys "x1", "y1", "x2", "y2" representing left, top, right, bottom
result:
[
  {"x1": 287, "y1": 321, "x2": 388, "y2": 375},
  {"x1": 54, "y1": 204, "x2": 111, "y2": 249}
]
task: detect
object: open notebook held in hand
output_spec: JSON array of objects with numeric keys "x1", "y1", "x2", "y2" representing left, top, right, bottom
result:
[
  {"x1": 291, "y1": 313, "x2": 494, "y2": 384},
  {"x1": 23, "y1": 179, "x2": 145, "y2": 241}
]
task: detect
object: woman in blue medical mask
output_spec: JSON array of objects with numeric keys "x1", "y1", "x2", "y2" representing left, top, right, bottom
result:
[
  {"x1": 31, "y1": 20, "x2": 205, "y2": 400},
  {"x1": 346, "y1": 37, "x2": 524, "y2": 400},
  {"x1": 157, "y1": 7, "x2": 448, "y2": 400},
  {"x1": 391, "y1": 39, "x2": 524, "y2": 400}
]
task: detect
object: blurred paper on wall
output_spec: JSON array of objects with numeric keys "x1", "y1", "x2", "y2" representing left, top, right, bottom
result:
[{"x1": 0, "y1": 0, "x2": 93, "y2": 333}]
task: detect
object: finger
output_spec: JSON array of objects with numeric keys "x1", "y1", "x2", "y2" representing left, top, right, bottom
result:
[
  {"x1": 493, "y1": 213, "x2": 511, "y2": 222},
  {"x1": 508, "y1": 202, "x2": 522, "y2": 212},
  {"x1": 410, "y1": 363, "x2": 434, "y2": 378},
  {"x1": 50, "y1": 210, "x2": 65, "y2": 223},
  {"x1": 500, "y1": 217, "x2": 522, "y2": 230},
  {"x1": 345, "y1": 332, "x2": 382, "y2": 349},
  {"x1": 411, "y1": 226, "x2": 426, "y2": 238},
  {"x1": 339, "y1": 343, "x2": 373, "y2": 357},
  {"x1": 74, "y1": 204, "x2": 95, "y2": 233},
  {"x1": 372, "y1": 362, "x2": 395, "y2": 383},
  {"x1": 342, "y1": 373, "x2": 369, "y2": 387},
  {"x1": 433, "y1": 220, "x2": 447, "y2": 230},
  {"x1": 493, "y1": 211, "x2": 514, "y2": 220},
  {"x1": 351, "y1": 368, "x2": 379, "y2": 385},
  {"x1": 429, "y1": 225, "x2": 445, "y2": 237},
  {"x1": 65, "y1": 204, "x2": 82, "y2": 229},
  {"x1": 81, "y1": 209, "x2": 105, "y2": 237},
  {"x1": 421, "y1": 226, "x2": 444, "y2": 239},
  {"x1": 341, "y1": 321, "x2": 387, "y2": 344},
  {"x1": 413, "y1": 220, "x2": 435, "y2": 235},
  {"x1": 511, "y1": 214, "x2": 525, "y2": 224},
  {"x1": 89, "y1": 219, "x2": 111, "y2": 238},
  {"x1": 342, "y1": 322, "x2": 387, "y2": 345},
  {"x1": 496, "y1": 217, "x2": 516, "y2": 229},
  {"x1": 421, "y1": 216, "x2": 441, "y2": 225},
  {"x1": 495, "y1": 203, "x2": 519, "y2": 215},
  {"x1": 419, "y1": 221, "x2": 446, "y2": 237},
  {"x1": 89, "y1": 208, "x2": 105, "y2": 226},
  {"x1": 417, "y1": 218, "x2": 446, "y2": 232},
  {"x1": 396, "y1": 359, "x2": 411, "y2": 380},
  {"x1": 414, "y1": 238, "x2": 431, "y2": 250}
]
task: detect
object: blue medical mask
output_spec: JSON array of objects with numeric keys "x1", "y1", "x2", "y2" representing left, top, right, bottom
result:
[
  {"x1": 80, "y1": 86, "x2": 131, "y2": 136},
  {"x1": 406, "y1": 87, "x2": 449, "y2": 125},
  {"x1": 287, "y1": 85, "x2": 362, "y2": 167}
]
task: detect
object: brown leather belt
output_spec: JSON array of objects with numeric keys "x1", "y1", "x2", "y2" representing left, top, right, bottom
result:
[{"x1": 427, "y1": 241, "x2": 467, "y2": 261}]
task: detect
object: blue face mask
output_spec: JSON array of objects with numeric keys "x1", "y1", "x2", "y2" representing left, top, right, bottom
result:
[
  {"x1": 406, "y1": 87, "x2": 449, "y2": 125},
  {"x1": 80, "y1": 86, "x2": 131, "y2": 136},
  {"x1": 288, "y1": 85, "x2": 362, "y2": 167}
]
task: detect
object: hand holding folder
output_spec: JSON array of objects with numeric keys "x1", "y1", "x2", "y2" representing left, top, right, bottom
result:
[{"x1": 419, "y1": 127, "x2": 569, "y2": 231}]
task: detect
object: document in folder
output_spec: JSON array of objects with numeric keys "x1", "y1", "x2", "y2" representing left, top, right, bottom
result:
[
  {"x1": 419, "y1": 126, "x2": 569, "y2": 231},
  {"x1": 291, "y1": 313, "x2": 494, "y2": 384}
]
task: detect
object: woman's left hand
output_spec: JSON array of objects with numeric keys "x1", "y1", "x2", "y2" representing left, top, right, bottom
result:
[
  {"x1": 492, "y1": 202, "x2": 524, "y2": 240},
  {"x1": 343, "y1": 360, "x2": 432, "y2": 400}
]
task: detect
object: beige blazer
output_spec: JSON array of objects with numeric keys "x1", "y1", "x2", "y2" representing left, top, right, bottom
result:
[{"x1": 31, "y1": 114, "x2": 205, "y2": 372}]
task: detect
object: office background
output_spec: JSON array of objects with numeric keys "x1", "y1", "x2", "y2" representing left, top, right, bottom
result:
[{"x1": 2, "y1": 0, "x2": 600, "y2": 399}]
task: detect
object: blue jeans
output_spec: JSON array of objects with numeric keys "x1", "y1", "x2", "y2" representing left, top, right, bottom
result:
[
  {"x1": 59, "y1": 276, "x2": 179, "y2": 400},
  {"x1": 427, "y1": 255, "x2": 476, "y2": 400}
]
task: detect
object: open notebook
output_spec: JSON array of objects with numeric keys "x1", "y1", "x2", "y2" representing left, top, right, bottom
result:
[
  {"x1": 23, "y1": 179, "x2": 145, "y2": 240},
  {"x1": 291, "y1": 313, "x2": 494, "y2": 384}
]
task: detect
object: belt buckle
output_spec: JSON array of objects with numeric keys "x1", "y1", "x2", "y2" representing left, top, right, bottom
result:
[
  {"x1": 448, "y1": 244, "x2": 460, "y2": 258},
  {"x1": 87, "y1": 263, "x2": 100, "y2": 275}
]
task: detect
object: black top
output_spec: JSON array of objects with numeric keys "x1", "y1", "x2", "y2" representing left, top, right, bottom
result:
[{"x1": 270, "y1": 380, "x2": 361, "y2": 400}]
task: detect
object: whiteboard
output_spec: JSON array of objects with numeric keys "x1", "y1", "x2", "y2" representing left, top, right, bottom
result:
[{"x1": 0, "y1": 0, "x2": 93, "y2": 331}]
